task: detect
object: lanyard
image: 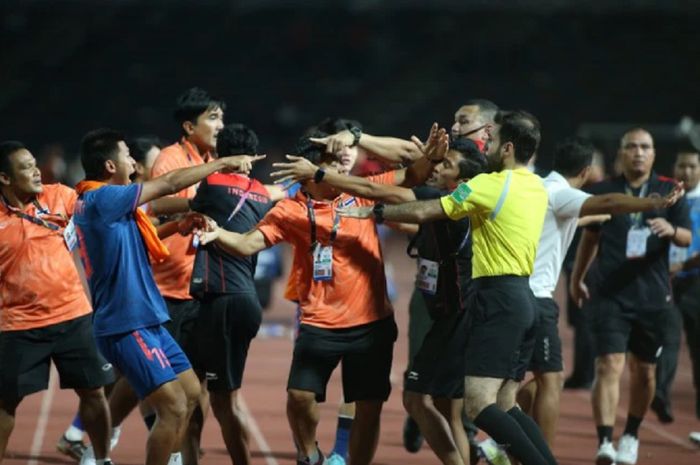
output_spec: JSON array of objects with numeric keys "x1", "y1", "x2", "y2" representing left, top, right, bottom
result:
[
  {"x1": 306, "y1": 198, "x2": 341, "y2": 253},
  {"x1": 227, "y1": 177, "x2": 254, "y2": 222},
  {"x1": 624, "y1": 182, "x2": 649, "y2": 226},
  {"x1": 1, "y1": 194, "x2": 63, "y2": 231}
]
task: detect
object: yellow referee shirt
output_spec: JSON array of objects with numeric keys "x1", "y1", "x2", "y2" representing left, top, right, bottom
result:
[{"x1": 440, "y1": 168, "x2": 547, "y2": 278}]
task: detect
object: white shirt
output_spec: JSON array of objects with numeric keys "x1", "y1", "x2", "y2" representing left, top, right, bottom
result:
[{"x1": 529, "y1": 171, "x2": 591, "y2": 298}]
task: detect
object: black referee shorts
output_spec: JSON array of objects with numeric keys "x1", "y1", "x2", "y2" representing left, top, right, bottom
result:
[{"x1": 464, "y1": 276, "x2": 536, "y2": 381}]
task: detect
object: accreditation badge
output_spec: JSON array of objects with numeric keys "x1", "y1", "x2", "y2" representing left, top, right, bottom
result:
[
  {"x1": 626, "y1": 226, "x2": 651, "y2": 259},
  {"x1": 312, "y1": 244, "x2": 333, "y2": 281},
  {"x1": 63, "y1": 218, "x2": 78, "y2": 251},
  {"x1": 415, "y1": 258, "x2": 439, "y2": 295}
]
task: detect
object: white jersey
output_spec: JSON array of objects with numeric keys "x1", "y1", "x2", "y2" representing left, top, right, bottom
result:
[{"x1": 530, "y1": 171, "x2": 590, "y2": 298}]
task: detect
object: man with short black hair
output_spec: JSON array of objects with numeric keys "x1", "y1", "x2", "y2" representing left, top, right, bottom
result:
[
  {"x1": 71, "y1": 128, "x2": 258, "y2": 465},
  {"x1": 570, "y1": 128, "x2": 691, "y2": 465},
  {"x1": 0, "y1": 141, "x2": 114, "y2": 465}
]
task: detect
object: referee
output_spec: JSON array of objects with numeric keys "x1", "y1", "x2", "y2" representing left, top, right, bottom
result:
[{"x1": 339, "y1": 110, "x2": 556, "y2": 465}]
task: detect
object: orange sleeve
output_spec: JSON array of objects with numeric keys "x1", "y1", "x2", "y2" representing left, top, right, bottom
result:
[{"x1": 256, "y1": 200, "x2": 296, "y2": 247}]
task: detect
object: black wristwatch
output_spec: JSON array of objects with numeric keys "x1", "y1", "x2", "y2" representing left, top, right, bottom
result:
[
  {"x1": 373, "y1": 203, "x2": 385, "y2": 224},
  {"x1": 349, "y1": 126, "x2": 362, "y2": 147},
  {"x1": 314, "y1": 168, "x2": 326, "y2": 183}
]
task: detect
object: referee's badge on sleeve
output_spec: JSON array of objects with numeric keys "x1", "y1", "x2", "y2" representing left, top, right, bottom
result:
[{"x1": 450, "y1": 183, "x2": 472, "y2": 203}]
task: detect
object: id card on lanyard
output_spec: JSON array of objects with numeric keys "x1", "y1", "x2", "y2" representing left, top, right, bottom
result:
[
  {"x1": 625, "y1": 182, "x2": 651, "y2": 259},
  {"x1": 307, "y1": 198, "x2": 340, "y2": 281}
]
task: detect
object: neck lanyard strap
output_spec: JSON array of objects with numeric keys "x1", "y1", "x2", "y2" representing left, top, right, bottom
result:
[
  {"x1": 306, "y1": 199, "x2": 341, "y2": 252},
  {"x1": 625, "y1": 182, "x2": 649, "y2": 226},
  {"x1": 1, "y1": 195, "x2": 60, "y2": 231}
]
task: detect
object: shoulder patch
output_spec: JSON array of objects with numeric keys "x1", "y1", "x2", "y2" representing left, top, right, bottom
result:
[{"x1": 450, "y1": 183, "x2": 472, "y2": 203}]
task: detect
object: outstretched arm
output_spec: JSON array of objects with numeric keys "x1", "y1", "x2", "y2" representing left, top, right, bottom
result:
[
  {"x1": 270, "y1": 155, "x2": 416, "y2": 204},
  {"x1": 196, "y1": 228, "x2": 269, "y2": 257},
  {"x1": 579, "y1": 183, "x2": 684, "y2": 216},
  {"x1": 139, "y1": 155, "x2": 265, "y2": 206},
  {"x1": 337, "y1": 198, "x2": 447, "y2": 224}
]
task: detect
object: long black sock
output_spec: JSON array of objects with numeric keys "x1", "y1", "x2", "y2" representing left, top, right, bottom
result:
[
  {"x1": 507, "y1": 407, "x2": 557, "y2": 465},
  {"x1": 623, "y1": 415, "x2": 643, "y2": 438},
  {"x1": 473, "y1": 404, "x2": 548, "y2": 465},
  {"x1": 596, "y1": 425, "x2": 613, "y2": 445}
]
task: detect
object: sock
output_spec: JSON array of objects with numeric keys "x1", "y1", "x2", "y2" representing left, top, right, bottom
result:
[
  {"x1": 143, "y1": 413, "x2": 156, "y2": 430},
  {"x1": 331, "y1": 415, "x2": 353, "y2": 458},
  {"x1": 597, "y1": 425, "x2": 613, "y2": 445},
  {"x1": 473, "y1": 404, "x2": 547, "y2": 465},
  {"x1": 507, "y1": 407, "x2": 557, "y2": 465},
  {"x1": 168, "y1": 452, "x2": 182, "y2": 465},
  {"x1": 623, "y1": 415, "x2": 643, "y2": 438},
  {"x1": 109, "y1": 425, "x2": 121, "y2": 451}
]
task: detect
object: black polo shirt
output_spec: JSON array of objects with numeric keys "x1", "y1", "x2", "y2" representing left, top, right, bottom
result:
[
  {"x1": 189, "y1": 173, "x2": 273, "y2": 297},
  {"x1": 409, "y1": 186, "x2": 472, "y2": 319},
  {"x1": 586, "y1": 172, "x2": 690, "y2": 307}
]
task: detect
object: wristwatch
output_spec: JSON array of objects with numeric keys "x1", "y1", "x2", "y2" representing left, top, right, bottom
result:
[
  {"x1": 314, "y1": 168, "x2": 326, "y2": 183},
  {"x1": 373, "y1": 203, "x2": 385, "y2": 224},
  {"x1": 349, "y1": 126, "x2": 362, "y2": 147}
]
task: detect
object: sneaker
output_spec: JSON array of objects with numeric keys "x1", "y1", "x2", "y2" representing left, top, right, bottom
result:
[
  {"x1": 615, "y1": 434, "x2": 639, "y2": 465},
  {"x1": 297, "y1": 450, "x2": 326, "y2": 465},
  {"x1": 402, "y1": 416, "x2": 424, "y2": 453},
  {"x1": 478, "y1": 438, "x2": 511, "y2": 465},
  {"x1": 689, "y1": 431, "x2": 700, "y2": 446},
  {"x1": 326, "y1": 452, "x2": 346, "y2": 465},
  {"x1": 78, "y1": 446, "x2": 95, "y2": 465},
  {"x1": 595, "y1": 438, "x2": 616, "y2": 465},
  {"x1": 56, "y1": 435, "x2": 87, "y2": 461}
]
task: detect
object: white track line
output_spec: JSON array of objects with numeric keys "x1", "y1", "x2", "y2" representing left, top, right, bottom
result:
[
  {"x1": 239, "y1": 394, "x2": 279, "y2": 465},
  {"x1": 575, "y1": 390, "x2": 696, "y2": 451},
  {"x1": 27, "y1": 364, "x2": 58, "y2": 465}
]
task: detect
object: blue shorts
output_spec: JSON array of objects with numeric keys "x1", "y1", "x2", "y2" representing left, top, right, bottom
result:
[{"x1": 97, "y1": 325, "x2": 191, "y2": 399}]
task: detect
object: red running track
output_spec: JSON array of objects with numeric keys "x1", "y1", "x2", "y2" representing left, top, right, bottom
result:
[{"x1": 4, "y1": 236, "x2": 700, "y2": 465}]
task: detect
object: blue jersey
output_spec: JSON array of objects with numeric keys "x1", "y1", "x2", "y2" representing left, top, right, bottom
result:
[{"x1": 73, "y1": 184, "x2": 169, "y2": 336}]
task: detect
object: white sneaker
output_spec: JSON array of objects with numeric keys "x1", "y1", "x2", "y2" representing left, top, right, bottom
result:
[
  {"x1": 689, "y1": 431, "x2": 700, "y2": 446},
  {"x1": 79, "y1": 446, "x2": 96, "y2": 465},
  {"x1": 595, "y1": 438, "x2": 616, "y2": 465},
  {"x1": 616, "y1": 434, "x2": 639, "y2": 464},
  {"x1": 478, "y1": 438, "x2": 511, "y2": 465}
]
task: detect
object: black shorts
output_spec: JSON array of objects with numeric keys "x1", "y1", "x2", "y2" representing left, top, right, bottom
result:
[
  {"x1": 196, "y1": 293, "x2": 262, "y2": 391},
  {"x1": 528, "y1": 297, "x2": 564, "y2": 373},
  {"x1": 0, "y1": 314, "x2": 115, "y2": 401},
  {"x1": 162, "y1": 298, "x2": 200, "y2": 365},
  {"x1": 464, "y1": 276, "x2": 536, "y2": 381},
  {"x1": 591, "y1": 296, "x2": 666, "y2": 363},
  {"x1": 405, "y1": 310, "x2": 468, "y2": 399},
  {"x1": 288, "y1": 316, "x2": 397, "y2": 403}
]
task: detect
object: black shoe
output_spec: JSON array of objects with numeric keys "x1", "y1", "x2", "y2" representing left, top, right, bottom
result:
[
  {"x1": 563, "y1": 376, "x2": 592, "y2": 390},
  {"x1": 402, "y1": 416, "x2": 424, "y2": 453},
  {"x1": 651, "y1": 397, "x2": 674, "y2": 424}
]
